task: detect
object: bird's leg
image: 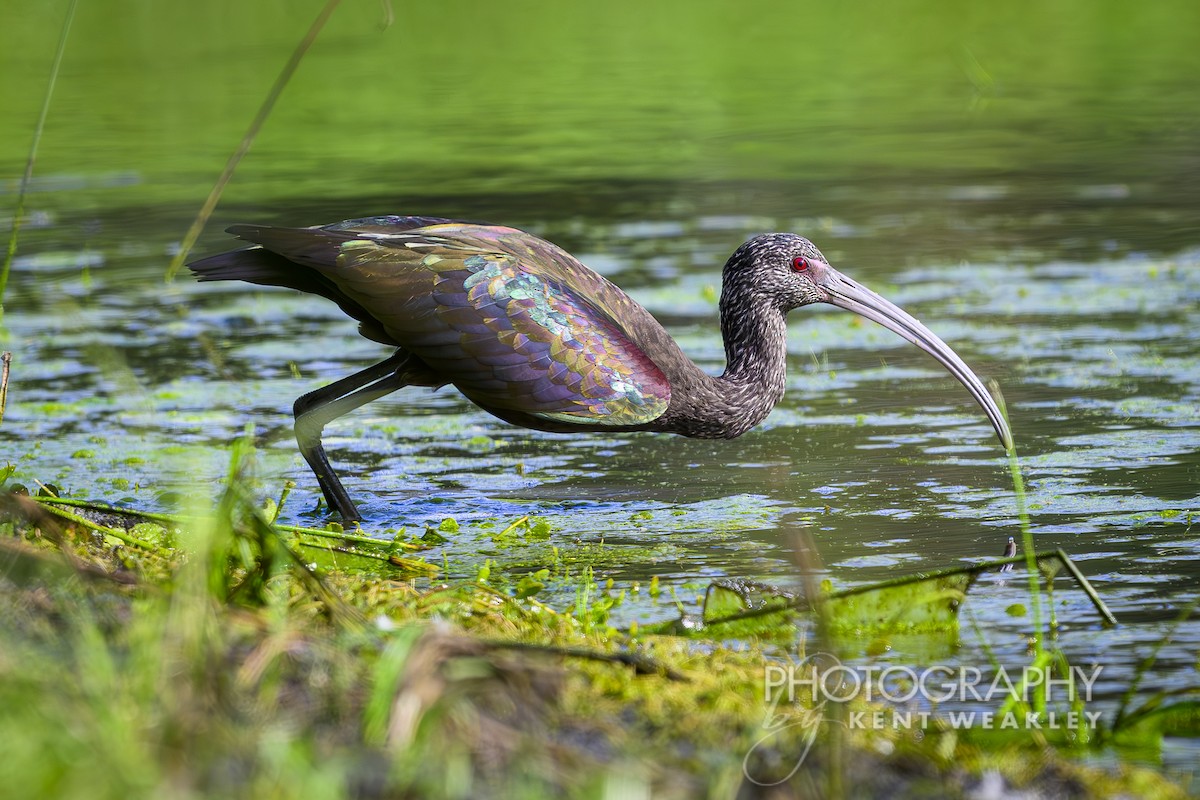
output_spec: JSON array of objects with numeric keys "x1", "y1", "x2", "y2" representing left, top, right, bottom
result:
[{"x1": 293, "y1": 350, "x2": 411, "y2": 522}]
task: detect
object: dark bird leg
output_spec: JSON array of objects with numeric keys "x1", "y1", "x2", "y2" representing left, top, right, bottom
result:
[{"x1": 293, "y1": 350, "x2": 412, "y2": 521}]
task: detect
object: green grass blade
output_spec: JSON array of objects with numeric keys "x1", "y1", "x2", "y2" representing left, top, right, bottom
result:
[
  {"x1": 990, "y1": 381, "x2": 1045, "y2": 657},
  {"x1": 0, "y1": 0, "x2": 79, "y2": 315},
  {"x1": 163, "y1": 0, "x2": 343, "y2": 282}
]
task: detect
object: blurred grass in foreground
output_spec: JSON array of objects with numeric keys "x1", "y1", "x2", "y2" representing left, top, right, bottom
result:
[{"x1": 0, "y1": 439, "x2": 1192, "y2": 799}]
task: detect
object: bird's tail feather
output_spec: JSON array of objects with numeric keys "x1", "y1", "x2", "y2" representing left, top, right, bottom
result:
[
  {"x1": 187, "y1": 216, "x2": 453, "y2": 344},
  {"x1": 187, "y1": 246, "x2": 390, "y2": 339}
]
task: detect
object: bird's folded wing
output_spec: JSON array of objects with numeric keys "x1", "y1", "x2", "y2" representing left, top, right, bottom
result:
[{"x1": 231, "y1": 221, "x2": 671, "y2": 427}]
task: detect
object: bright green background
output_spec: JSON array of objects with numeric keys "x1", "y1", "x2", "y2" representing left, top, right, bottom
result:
[{"x1": 4, "y1": 0, "x2": 1199, "y2": 212}]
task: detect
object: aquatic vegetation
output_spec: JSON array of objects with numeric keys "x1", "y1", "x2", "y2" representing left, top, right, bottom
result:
[{"x1": 2, "y1": 456, "x2": 1193, "y2": 799}]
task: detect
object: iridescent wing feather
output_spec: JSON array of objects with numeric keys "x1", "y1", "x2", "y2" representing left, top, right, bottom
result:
[{"x1": 226, "y1": 219, "x2": 671, "y2": 427}]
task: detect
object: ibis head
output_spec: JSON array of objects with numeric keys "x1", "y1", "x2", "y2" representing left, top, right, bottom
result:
[{"x1": 720, "y1": 233, "x2": 1012, "y2": 450}]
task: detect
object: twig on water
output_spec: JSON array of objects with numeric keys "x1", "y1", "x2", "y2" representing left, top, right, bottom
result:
[
  {"x1": 0, "y1": 0, "x2": 79, "y2": 314},
  {"x1": 35, "y1": 499, "x2": 166, "y2": 553},
  {"x1": 164, "y1": 0, "x2": 344, "y2": 281}
]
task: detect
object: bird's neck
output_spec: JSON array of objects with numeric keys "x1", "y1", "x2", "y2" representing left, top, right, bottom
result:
[
  {"x1": 644, "y1": 283, "x2": 790, "y2": 439},
  {"x1": 701, "y1": 288, "x2": 789, "y2": 437}
]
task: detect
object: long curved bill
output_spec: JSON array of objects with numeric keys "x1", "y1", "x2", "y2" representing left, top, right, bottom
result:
[{"x1": 821, "y1": 269, "x2": 1013, "y2": 451}]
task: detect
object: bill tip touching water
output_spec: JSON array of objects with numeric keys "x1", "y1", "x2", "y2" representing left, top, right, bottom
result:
[{"x1": 190, "y1": 215, "x2": 1012, "y2": 521}]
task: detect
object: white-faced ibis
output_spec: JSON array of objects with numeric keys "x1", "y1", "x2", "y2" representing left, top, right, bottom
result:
[{"x1": 190, "y1": 215, "x2": 1012, "y2": 521}]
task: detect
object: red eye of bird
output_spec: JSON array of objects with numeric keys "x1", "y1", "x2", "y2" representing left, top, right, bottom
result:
[{"x1": 791, "y1": 256, "x2": 809, "y2": 272}]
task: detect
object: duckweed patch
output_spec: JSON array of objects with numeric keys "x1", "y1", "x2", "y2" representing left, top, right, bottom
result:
[{"x1": 3, "y1": 475, "x2": 1194, "y2": 800}]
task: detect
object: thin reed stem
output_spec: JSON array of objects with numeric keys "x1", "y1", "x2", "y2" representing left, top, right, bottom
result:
[
  {"x1": 164, "y1": 0, "x2": 343, "y2": 281},
  {"x1": 0, "y1": 0, "x2": 79, "y2": 314},
  {"x1": 0, "y1": 352, "x2": 11, "y2": 426}
]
